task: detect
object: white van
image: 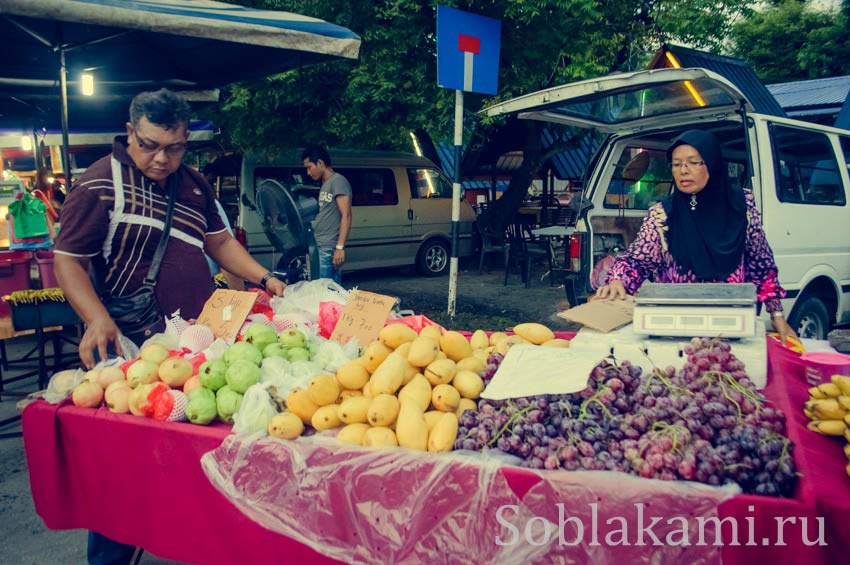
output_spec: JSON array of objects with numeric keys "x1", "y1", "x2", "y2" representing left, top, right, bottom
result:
[
  {"x1": 238, "y1": 149, "x2": 476, "y2": 277},
  {"x1": 486, "y1": 67, "x2": 850, "y2": 339}
]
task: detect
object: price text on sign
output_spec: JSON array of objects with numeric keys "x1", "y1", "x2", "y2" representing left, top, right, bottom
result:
[
  {"x1": 330, "y1": 290, "x2": 397, "y2": 346},
  {"x1": 196, "y1": 289, "x2": 258, "y2": 343}
]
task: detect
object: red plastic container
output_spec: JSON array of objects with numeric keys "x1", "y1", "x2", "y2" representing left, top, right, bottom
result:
[
  {"x1": 800, "y1": 351, "x2": 850, "y2": 386},
  {"x1": 0, "y1": 250, "x2": 33, "y2": 317},
  {"x1": 34, "y1": 250, "x2": 59, "y2": 289}
]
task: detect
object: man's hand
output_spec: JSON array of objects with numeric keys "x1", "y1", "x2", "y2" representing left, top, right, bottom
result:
[
  {"x1": 79, "y1": 316, "x2": 122, "y2": 369},
  {"x1": 333, "y1": 249, "x2": 345, "y2": 268},
  {"x1": 265, "y1": 277, "x2": 286, "y2": 297},
  {"x1": 595, "y1": 279, "x2": 628, "y2": 300}
]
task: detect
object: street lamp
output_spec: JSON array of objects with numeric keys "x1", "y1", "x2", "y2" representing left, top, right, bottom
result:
[
  {"x1": 81, "y1": 72, "x2": 95, "y2": 96},
  {"x1": 20, "y1": 135, "x2": 32, "y2": 151}
]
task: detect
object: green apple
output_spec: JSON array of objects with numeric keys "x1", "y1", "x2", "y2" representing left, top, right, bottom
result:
[
  {"x1": 286, "y1": 347, "x2": 310, "y2": 363},
  {"x1": 263, "y1": 343, "x2": 289, "y2": 359},
  {"x1": 225, "y1": 360, "x2": 261, "y2": 394},
  {"x1": 277, "y1": 328, "x2": 306, "y2": 350},
  {"x1": 243, "y1": 323, "x2": 278, "y2": 354},
  {"x1": 198, "y1": 358, "x2": 227, "y2": 391},
  {"x1": 223, "y1": 341, "x2": 263, "y2": 367}
]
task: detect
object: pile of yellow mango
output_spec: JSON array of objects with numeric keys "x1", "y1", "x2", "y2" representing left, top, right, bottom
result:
[{"x1": 267, "y1": 322, "x2": 563, "y2": 452}]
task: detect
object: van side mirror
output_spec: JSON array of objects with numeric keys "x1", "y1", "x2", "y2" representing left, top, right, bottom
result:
[{"x1": 241, "y1": 193, "x2": 256, "y2": 211}]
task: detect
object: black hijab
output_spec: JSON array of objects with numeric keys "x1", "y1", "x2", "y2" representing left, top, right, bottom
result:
[{"x1": 661, "y1": 130, "x2": 747, "y2": 281}]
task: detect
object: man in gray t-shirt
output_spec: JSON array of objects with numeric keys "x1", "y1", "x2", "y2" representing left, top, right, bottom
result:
[{"x1": 302, "y1": 145, "x2": 352, "y2": 284}]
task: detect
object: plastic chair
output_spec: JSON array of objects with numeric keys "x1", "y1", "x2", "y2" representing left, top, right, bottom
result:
[{"x1": 474, "y1": 217, "x2": 509, "y2": 275}]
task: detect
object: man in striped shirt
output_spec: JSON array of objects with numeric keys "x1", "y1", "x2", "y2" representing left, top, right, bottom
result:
[{"x1": 55, "y1": 89, "x2": 285, "y2": 369}]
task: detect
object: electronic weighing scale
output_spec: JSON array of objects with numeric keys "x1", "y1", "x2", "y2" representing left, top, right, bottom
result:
[{"x1": 632, "y1": 282, "x2": 757, "y2": 338}]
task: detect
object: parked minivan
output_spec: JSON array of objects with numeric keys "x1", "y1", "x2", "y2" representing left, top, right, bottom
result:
[
  {"x1": 486, "y1": 67, "x2": 850, "y2": 339},
  {"x1": 238, "y1": 149, "x2": 476, "y2": 277}
]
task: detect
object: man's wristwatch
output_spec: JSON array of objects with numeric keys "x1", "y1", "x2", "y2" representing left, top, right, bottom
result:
[
  {"x1": 260, "y1": 271, "x2": 275, "y2": 287},
  {"x1": 335, "y1": 245, "x2": 345, "y2": 251}
]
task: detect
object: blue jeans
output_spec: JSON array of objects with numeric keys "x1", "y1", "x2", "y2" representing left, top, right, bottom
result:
[
  {"x1": 319, "y1": 247, "x2": 342, "y2": 285},
  {"x1": 88, "y1": 531, "x2": 137, "y2": 564}
]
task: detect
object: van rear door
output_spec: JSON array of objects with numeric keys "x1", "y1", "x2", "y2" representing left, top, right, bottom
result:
[{"x1": 485, "y1": 67, "x2": 751, "y2": 132}]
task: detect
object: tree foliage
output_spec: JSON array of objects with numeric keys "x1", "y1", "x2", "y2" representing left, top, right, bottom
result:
[
  {"x1": 212, "y1": 0, "x2": 749, "y2": 231},
  {"x1": 730, "y1": 0, "x2": 850, "y2": 84}
]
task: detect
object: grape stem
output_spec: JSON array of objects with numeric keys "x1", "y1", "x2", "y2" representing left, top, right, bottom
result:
[{"x1": 487, "y1": 405, "x2": 532, "y2": 447}]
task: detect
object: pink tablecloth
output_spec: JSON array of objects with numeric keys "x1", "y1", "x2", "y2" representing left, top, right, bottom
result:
[{"x1": 21, "y1": 339, "x2": 850, "y2": 564}]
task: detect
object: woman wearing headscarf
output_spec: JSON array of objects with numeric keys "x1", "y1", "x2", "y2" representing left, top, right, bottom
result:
[{"x1": 595, "y1": 130, "x2": 797, "y2": 342}]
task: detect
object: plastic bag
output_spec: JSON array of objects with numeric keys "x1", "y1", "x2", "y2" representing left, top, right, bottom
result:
[
  {"x1": 202, "y1": 435, "x2": 737, "y2": 564},
  {"x1": 44, "y1": 368, "x2": 84, "y2": 403},
  {"x1": 312, "y1": 338, "x2": 359, "y2": 373},
  {"x1": 260, "y1": 356, "x2": 292, "y2": 387},
  {"x1": 271, "y1": 279, "x2": 349, "y2": 323},
  {"x1": 8, "y1": 192, "x2": 48, "y2": 238},
  {"x1": 318, "y1": 301, "x2": 344, "y2": 338},
  {"x1": 232, "y1": 384, "x2": 279, "y2": 435}
]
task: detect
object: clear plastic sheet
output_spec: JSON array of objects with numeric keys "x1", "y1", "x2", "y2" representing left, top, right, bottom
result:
[{"x1": 202, "y1": 435, "x2": 737, "y2": 564}]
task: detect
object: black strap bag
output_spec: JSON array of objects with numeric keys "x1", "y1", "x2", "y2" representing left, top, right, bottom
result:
[{"x1": 102, "y1": 175, "x2": 178, "y2": 346}]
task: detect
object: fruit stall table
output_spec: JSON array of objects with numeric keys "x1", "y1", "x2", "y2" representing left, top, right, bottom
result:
[{"x1": 20, "y1": 337, "x2": 850, "y2": 564}]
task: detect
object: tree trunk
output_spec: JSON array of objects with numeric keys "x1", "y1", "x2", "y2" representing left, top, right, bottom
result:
[{"x1": 486, "y1": 121, "x2": 544, "y2": 234}]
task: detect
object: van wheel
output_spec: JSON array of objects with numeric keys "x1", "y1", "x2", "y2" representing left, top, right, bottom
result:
[
  {"x1": 789, "y1": 296, "x2": 830, "y2": 340},
  {"x1": 417, "y1": 239, "x2": 449, "y2": 276}
]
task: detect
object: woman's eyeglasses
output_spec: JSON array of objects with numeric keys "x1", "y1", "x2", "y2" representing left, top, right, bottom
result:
[
  {"x1": 670, "y1": 160, "x2": 705, "y2": 172},
  {"x1": 134, "y1": 132, "x2": 187, "y2": 157}
]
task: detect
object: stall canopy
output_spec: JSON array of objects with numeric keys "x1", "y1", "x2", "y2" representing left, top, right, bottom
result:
[{"x1": 0, "y1": 0, "x2": 361, "y2": 181}]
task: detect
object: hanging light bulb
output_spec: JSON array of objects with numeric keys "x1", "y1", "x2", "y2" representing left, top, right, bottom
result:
[
  {"x1": 81, "y1": 73, "x2": 95, "y2": 96},
  {"x1": 21, "y1": 135, "x2": 32, "y2": 151}
]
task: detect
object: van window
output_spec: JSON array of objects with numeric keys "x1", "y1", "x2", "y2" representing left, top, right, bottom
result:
[
  {"x1": 407, "y1": 168, "x2": 452, "y2": 198},
  {"x1": 335, "y1": 168, "x2": 398, "y2": 207},
  {"x1": 771, "y1": 125, "x2": 845, "y2": 206},
  {"x1": 603, "y1": 147, "x2": 673, "y2": 210}
]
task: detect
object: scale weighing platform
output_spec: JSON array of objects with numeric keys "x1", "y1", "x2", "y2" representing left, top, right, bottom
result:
[{"x1": 632, "y1": 283, "x2": 757, "y2": 338}]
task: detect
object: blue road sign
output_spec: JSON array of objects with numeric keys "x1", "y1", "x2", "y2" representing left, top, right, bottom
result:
[{"x1": 437, "y1": 5, "x2": 500, "y2": 95}]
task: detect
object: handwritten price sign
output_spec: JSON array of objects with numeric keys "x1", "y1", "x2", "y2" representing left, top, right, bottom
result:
[
  {"x1": 330, "y1": 290, "x2": 397, "y2": 346},
  {"x1": 196, "y1": 289, "x2": 258, "y2": 343}
]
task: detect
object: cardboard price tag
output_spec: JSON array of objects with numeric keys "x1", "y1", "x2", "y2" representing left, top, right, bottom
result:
[
  {"x1": 196, "y1": 289, "x2": 258, "y2": 343},
  {"x1": 330, "y1": 290, "x2": 396, "y2": 346}
]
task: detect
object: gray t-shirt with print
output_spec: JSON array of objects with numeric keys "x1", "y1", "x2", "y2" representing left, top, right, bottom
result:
[{"x1": 313, "y1": 172, "x2": 352, "y2": 247}]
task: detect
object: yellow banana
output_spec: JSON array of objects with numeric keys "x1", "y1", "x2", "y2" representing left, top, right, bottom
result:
[
  {"x1": 811, "y1": 398, "x2": 848, "y2": 420},
  {"x1": 845, "y1": 428, "x2": 850, "y2": 442},
  {"x1": 847, "y1": 463, "x2": 850, "y2": 478},
  {"x1": 808, "y1": 419, "x2": 847, "y2": 436},
  {"x1": 844, "y1": 443, "x2": 850, "y2": 460},
  {"x1": 832, "y1": 375, "x2": 850, "y2": 397},
  {"x1": 809, "y1": 386, "x2": 827, "y2": 399},
  {"x1": 804, "y1": 408, "x2": 815, "y2": 420},
  {"x1": 817, "y1": 382, "x2": 843, "y2": 398},
  {"x1": 838, "y1": 396, "x2": 850, "y2": 411},
  {"x1": 844, "y1": 413, "x2": 850, "y2": 427}
]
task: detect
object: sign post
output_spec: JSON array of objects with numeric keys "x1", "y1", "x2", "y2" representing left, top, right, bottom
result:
[{"x1": 437, "y1": 5, "x2": 500, "y2": 317}]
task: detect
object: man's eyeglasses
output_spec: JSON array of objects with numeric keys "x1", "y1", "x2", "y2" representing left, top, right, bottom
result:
[
  {"x1": 133, "y1": 132, "x2": 187, "y2": 157},
  {"x1": 670, "y1": 160, "x2": 705, "y2": 172}
]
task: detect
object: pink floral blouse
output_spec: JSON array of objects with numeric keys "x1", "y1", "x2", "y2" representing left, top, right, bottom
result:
[{"x1": 605, "y1": 190, "x2": 785, "y2": 313}]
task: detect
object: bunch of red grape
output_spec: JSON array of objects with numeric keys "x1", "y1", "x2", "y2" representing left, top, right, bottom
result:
[{"x1": 455, "y1": 337, "x2": 797, "y2": 497}]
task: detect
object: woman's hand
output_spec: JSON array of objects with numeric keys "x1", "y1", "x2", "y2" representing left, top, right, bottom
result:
[
  {"x1": 772, "y1": 315, "x2": 798, "y2": 345},
  {"x1": 595, "y1": 279, "x2": 628, "y2": 300}
]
